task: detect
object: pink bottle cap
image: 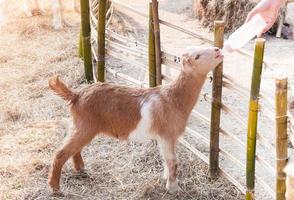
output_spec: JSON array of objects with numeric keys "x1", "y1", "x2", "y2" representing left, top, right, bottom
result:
[{"x1": 223, "y1": 42, "x2": 234, "y2": 53}]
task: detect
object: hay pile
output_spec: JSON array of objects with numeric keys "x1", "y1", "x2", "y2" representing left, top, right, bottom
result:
[{"x1": 194, "y1": 0, "x2": 264, "y2": 33}]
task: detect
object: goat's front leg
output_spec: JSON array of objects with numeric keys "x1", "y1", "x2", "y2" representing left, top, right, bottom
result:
[
  {"x1": 22, "y1": 0, "x2": 33, "y2": 17},
  {"x1": 51, "y1": 0, "x2": 71, "y2": 30},
  {"x1": 51, "y1": 0, "x2": 62, "y2": 30},
  {"x1": 0, "y1": 0, "x2": 7, "y2": 28},
  {"x1": 158, "y1": 137, "x2": 179, "y2": 194}
]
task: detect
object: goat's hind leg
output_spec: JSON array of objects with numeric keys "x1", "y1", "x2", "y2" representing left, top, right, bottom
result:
[
  {"x1": 157, "y1": 137, "x2": 179, "y2": 194},
  {"x1": 34, "y1": 0, "x2": 46, "y2": 15},
  {"x1": 72, "y1": 151, "x2": 85, "y2": 172},
  {"x1": 48, "y1": 131, "x2": 93, "y2": 193},
  {"x1": 72, "y1": 0, "x2": 80, "y2": 12}
]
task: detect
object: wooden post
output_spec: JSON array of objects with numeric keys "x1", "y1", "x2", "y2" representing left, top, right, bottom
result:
[
  {"x1": 209, "y1": 21, "x2": 224, "y2": 178},
  {"x1": 97, "y1": 0, "x2": 107, "y2": 82},
  {"x1": 246, "y1": 38, "x2": 265, "y2": 200},
  {"x1": 148, "y1": 2, "x2": 156, "y2": 87},
  {"x1": 275, "y1": 77, "x2": 288, "y2": 200},
  {"x1": 80, "y1": 0, "x2": 93, "y2": 82},
  {"x1": 152, "y1": 0, "x2": 162, "y2": 85}
]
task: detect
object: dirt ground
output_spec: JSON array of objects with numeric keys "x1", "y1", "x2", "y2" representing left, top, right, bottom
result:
[{"x1": 0, "y1": 0, "x2": 293, "y2": 200}]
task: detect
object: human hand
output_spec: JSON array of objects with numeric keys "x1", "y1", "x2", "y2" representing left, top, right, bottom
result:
[{"x1": 246, "y1": 0, "x2": 284, "y2": 36}]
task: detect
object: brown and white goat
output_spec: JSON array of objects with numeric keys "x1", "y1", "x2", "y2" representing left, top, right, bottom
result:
[{"x1": 48, "y1": 46, "x2": 224, "y2": 194}]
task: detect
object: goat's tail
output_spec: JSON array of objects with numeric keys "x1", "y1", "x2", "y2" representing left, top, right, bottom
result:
[{"x1": 49, "y1": 76, "x2": 77, "y2": 103}]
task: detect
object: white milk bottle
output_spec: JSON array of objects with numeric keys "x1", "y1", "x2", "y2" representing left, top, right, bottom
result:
[{"x1": 224, "y1": 14, "x2": 267, "y2": 52}]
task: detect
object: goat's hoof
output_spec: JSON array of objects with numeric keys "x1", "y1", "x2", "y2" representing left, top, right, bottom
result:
[
  {"x1": 34, "y1": 9, "x2": 46, "y2": 16},
  {"x1": 74, "y1": 169, "x2": 90, "y2": 179},
  {"x1": 74, "y1": 7, "x2": 80, "y2": 13},
  {"x1": 75, "y1": 168, "x2": 85, "y2": 173},
  {"x1": 166, "y1": 180, "x2": 180, "y2": 194},
  {"x1": 52, "y1": 23, "x2": 63, "y2": 30},
  {"x1": 48, "y1": 179, "x2": 60, "y2": 193},
  {"x1": 51, "y1": 190, "x2": 64, "y2": 197},
  {"x1": 162, "y1": 171, "x2": 168, "y2": 180},
  {"x1": 0, "y1": 22, "x2": 6, "y2": 29},
  {"x1": 63, "y1": 20, "x2": 72, "y2": 27},
  {"x1": 24, "y1": 11, "x2": 33, "y2": 17}
]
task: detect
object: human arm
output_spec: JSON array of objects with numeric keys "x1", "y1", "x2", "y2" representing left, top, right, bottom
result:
[{"x1": 246, "y1": 0, "x2": 285, "y2": 36}]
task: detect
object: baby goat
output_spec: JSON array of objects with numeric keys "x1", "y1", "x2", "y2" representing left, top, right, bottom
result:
[{"x1": 48, "y1": 46, "x2": 224, "y2": 194}]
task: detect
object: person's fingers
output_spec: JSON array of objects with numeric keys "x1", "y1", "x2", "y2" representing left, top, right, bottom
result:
[
  {"x1": 246, "y1": 9, "x2": 258, "y2": 23},
  {"x1": 257, "y1": 21, "x2": 274, "y2": 37}
]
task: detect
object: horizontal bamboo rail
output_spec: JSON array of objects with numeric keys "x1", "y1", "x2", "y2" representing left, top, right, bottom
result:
[
  {"x1": 190, "y1": 110, "x2": 275, "y2": 175},
  {"x1": 92, "y1": 45, "x2": 147, "y2": 74}
]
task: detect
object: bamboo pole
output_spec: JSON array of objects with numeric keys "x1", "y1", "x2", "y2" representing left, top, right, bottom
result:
[
  {"x1": 80, "y1": 0, "x2": 93, "y2": 82},
  {"x1": 275, "y1": 77, "x2": 288, "y2": 200},
  {"x1": 151, "y1": 0, "x2": 162, "y2": 85},
  {"x1": 148, "y1": 2, "x2": 156, "y2": 87},
  {"x1": 209, "y1": 21, "x2": 224, "y2": 178},
  {"x1": 97, "y1": 0, "x2": 107, "y2": 82},
  {"x1": 78, "y1": 28, "x2": 83, "y2": 58},
  {"x1": 246, "y1": 38, "x2": 266, "y2": 200}
]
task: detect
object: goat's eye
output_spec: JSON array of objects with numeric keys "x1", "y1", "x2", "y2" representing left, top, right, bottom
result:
[{"x1": 195, "y1": 54, "x2": 200, "y2": 60}]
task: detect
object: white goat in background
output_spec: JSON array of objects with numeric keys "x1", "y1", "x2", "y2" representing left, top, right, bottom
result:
[{"x1": 0, "y1": 0, "x2": 79, "y2": 30}]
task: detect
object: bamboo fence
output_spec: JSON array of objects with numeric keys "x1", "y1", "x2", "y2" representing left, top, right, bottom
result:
[{"x1": 81, "y1": 0, "x2": 292, "y2": 199}]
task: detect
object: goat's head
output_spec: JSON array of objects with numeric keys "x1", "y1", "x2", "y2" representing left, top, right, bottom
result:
[{"x1": 181, "y1": 46, "x2": 224, "y2": 76}]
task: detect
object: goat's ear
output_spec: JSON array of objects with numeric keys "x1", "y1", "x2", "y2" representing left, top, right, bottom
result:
[{"x1": 182, "y1": 52, "x2": 189, "y2": 57}]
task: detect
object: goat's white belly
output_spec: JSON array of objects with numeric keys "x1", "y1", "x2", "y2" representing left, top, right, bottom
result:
[{"x1": 128, "y1": 97, "x2": 157, "y2": 142}]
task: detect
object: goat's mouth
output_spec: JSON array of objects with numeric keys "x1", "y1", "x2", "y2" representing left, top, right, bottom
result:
[
  {"x1": 215, "y1": 54, "x2": 224, "y2": 59},
  {"x1": 215, "y1": 50, "x2": 224, "y2": 60}
]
